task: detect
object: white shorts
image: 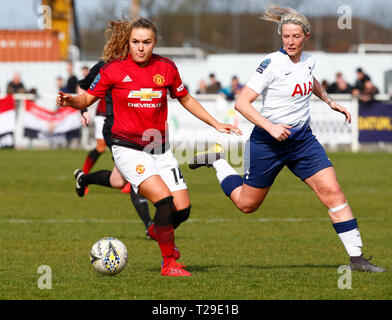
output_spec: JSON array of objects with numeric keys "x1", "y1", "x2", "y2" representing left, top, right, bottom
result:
[
  {"x1": 112, "y1": 145, "x2": 187, "y2": 193},
  {"x1": 94, "y1": 115, "x2": 105, "y2": 140}
]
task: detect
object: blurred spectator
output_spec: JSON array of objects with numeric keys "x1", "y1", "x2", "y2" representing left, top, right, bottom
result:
[
  {"x1": 6, "y1": 72, "x2": 26, "y2": 94},
  {"x1": 196, "y1": 80, "x2": 208, "y2": 94},
  {"x1": 327, "y1": 72, "x2": 352, "y2": 94},
  {"x1": 352, "y1": 68, "x2": 371, "y2": 96},
  {"x1": 358, "y1": 80, "x2": 379, "y2": 103},
  {"x1": 206, "y1": 73, "x2": 222, "y2": 94},
  {"x1": 219, "y1": 75, "x2": 243, "y2": 101},
  {"x1": 81, "y1": 66, "x2": 89, "y2": 78},
  {"x1": 56, "y1": 76, "x2": 66, "y2": 92},
  {"x1": 64, "y1": 61, "x2": 78, "y2": 93}
]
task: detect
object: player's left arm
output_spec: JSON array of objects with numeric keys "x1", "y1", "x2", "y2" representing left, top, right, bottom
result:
[
  {"x1": 177, "y1": 94, "x2": 242, "y2": 135},
  {"x1": 313, "y1": 77, "x2": 351, "y2": 123}
]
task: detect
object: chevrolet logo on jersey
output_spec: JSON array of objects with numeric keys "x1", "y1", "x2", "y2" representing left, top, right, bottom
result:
[{"x1": 128, "y1": 88, "x2": 163, "y2": 101}]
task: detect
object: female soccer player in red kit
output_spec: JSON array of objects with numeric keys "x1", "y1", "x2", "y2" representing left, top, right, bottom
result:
[{"x1": 57, "y1": 17, "x2": 241, "y2": 277}]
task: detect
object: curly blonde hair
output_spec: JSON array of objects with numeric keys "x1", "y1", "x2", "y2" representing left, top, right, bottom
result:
[{"x1": 101, "y1": 17, "x2": 159, "y2": 62}]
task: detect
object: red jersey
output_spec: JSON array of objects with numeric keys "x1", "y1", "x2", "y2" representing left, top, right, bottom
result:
[{"x1": 87, "y1": 54, "x2": 188, "y2": 150}]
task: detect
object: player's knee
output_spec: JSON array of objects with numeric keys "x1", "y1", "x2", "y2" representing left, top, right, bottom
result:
[
  {"x1": 96, "y1": 145, "x2": 106, "y2": 153},
  {"x1": 240, "y1": 207, "x2": 256, "y2": 214},
  {"x1": 173, "y1": 205, "x2": 191, "y2": 224},
  {"x1": 330, "y1": 184, "x2": 343, "y2": 197},
  {"x1": 239, "y1": 204, "x2": 259, "y2": 214},
  {"x1": 110, "y1": 176, "x2": 126, "y2": 189},
  {"x1": 236, "y1": 197, "x2": 263, "y2": 214},
  {"x1": 96, "y1": 140, "x2": 107, "y2": 153},
  {"x1": 323, "y1": 186, "x2": 345, "y2": 208}
]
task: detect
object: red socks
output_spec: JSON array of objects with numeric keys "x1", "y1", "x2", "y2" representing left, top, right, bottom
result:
[
  {"x1": 83, "y1": 149, "x2": 101, "y2": 173},
  {"x1": 152, "y1": 224, "x2": 176, "y2": 265},
  {"x1": 147, "y1": 223, "x2": 157, "y2": 241}
]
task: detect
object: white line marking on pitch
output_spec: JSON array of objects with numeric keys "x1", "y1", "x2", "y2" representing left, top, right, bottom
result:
[{"x1": 0, "y1": 217, "x2": 384, "y2": 224}]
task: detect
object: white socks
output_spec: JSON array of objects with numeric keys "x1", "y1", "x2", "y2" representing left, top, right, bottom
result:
[
  {"x1": 213, "y1": 159, "x2": 239, "y2": 183},
  {"x1": 332, "y1": 218, "x2": 363, "y2": 257}
]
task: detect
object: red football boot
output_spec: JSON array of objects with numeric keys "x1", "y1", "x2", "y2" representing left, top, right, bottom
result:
[{"x1": 161, "y1": 261, "x2": 191, "y2": 277}]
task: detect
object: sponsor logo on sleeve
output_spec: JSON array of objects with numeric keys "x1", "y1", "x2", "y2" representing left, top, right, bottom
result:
[
  {"x1": 89, "y1": 74, "x2": 101, "y2": 90},
  {"x1": 256, "y1": 58, "x2": 271, "y2": 74},
  {"x1": 176, "y1": 84, "x2": 184, "y2": 92}
]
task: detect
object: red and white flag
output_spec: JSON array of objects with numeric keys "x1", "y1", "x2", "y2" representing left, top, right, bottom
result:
[
  {"x1": 0, "y1": 95, "x2": 16, "y2": 148},
  {"x1": 23, "y1": 100, "x2": 81, "y2": 144}
]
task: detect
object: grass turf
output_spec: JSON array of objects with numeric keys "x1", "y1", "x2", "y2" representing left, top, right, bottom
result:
[{"x1": 0, "y1": 149, "x2": 391, "y2": 300}]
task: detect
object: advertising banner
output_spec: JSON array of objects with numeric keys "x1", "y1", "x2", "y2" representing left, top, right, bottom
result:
[{"x1": 358, "y1": 101, "x2": 392, "y2": 142}]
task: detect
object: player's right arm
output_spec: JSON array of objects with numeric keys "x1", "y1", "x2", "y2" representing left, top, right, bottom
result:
[
  {"x1": 56, "y1": 91, "x2": 99, "y2": 110},
  {"x1": 237, "y1": 55, "x2": 292, "y2": 141},
  {"x1": 235, "y1": 86, "x2": 292, "y2": 141}
]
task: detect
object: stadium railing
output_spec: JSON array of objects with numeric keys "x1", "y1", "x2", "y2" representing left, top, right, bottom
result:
[{"x1": 2, "y1": 93, "x2": 386, "y2": 153}]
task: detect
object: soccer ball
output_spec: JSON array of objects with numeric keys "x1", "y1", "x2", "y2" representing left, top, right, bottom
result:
[{"x1": 89, "y1": 237, "x2": 128, "y2": 275}]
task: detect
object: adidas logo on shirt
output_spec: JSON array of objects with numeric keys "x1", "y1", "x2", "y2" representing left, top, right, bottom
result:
[{"x1": 122, "y1": 75, "x2": 132, "y2": 82}]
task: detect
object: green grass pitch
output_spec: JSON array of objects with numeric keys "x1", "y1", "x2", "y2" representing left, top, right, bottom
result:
[{"x1": 0, "y1": 149, "x2": 391, "y2": 300}]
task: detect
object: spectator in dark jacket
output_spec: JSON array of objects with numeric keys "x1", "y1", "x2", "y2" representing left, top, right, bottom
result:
[
  {"x1": 6, "y1": 72, "x2": 26, "y2": 94},
  {"x1": 358, "y1": 80, "x2": 379, "y2": 103},
  {"x1": 206, "y1": 73, "x2": 222, "y2": 94},
  {"x1": 327, "y1": 72, "x2": 352, "y2": 94},
  {"x1": 64, "y1": 61, "x2": 78, "y2": 93},
  {"x1": 352, "y1": 68, "x2": 370, "y2": 97}
]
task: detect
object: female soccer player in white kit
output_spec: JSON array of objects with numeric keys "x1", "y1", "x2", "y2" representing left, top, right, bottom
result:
[{"x1": 190, "y1": 5, "x2": 385, "y2": 272}]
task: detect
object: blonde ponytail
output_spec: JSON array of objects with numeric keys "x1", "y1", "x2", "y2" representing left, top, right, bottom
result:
[{"x1": 261, "y1": 4, "x2": 311, "y2": 35}]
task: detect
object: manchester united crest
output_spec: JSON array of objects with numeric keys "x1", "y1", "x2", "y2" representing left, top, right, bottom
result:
[
  {"x1": 136, "y1": 164, "x2": 145, "y2": 174},
  {"x1": 153, "y1": 74, "x2": 165, "y2": 86}
]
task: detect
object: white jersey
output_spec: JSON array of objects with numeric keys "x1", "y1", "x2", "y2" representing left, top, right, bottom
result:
[{"x1": 246, "y1": 48, "x2": 315, "y2": 128}]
